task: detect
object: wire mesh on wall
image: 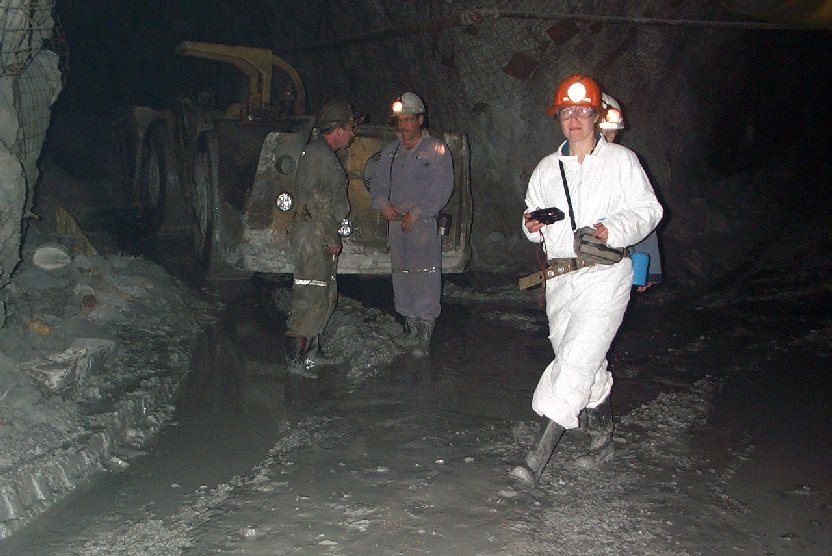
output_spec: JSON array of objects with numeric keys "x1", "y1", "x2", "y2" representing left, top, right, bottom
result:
[
  {"x1": 12, "y1": 49, "x2": 62, "y2": 157},
  {"x1": 0, "y1": 0, "x2": 66, "y2": 158},
  {"x1": 284, "y1": 0, "x2": 602, "y2": 129},
  {"x1": 378, "y1": 0, "x2": 599, "y2": 127}
]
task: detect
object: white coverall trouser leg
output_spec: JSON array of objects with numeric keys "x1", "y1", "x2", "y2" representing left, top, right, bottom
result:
[{"x1": 532, "y1": 258, "x2": 633, "y2": 430}]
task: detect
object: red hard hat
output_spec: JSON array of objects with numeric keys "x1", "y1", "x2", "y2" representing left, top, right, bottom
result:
[{"x1": 545, "y1": 74, "x2": 602, "y2": 117}]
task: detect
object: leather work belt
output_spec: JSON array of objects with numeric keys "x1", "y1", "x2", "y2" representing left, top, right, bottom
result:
[{"x1": 518, "y1": 257, "x2": 585, "y2": 290}]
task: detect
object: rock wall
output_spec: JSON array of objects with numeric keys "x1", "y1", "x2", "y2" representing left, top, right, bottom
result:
[{"x1": 0, "y1": 1, "x2": 63, "y2": 311}]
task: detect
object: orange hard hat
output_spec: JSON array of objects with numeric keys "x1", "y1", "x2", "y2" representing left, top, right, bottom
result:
[{"x1": 545, "y1": 74, "x2": 602, "y2": 117}]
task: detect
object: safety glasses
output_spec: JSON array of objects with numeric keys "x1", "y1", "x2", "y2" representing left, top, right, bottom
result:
[{"x1": 557, "y1": 106, "x2": 597, "y2": 120}]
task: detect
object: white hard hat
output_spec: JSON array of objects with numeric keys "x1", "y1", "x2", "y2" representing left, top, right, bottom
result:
[
  {"x1": 600, "y1": 92, "x2": 625, "y2": 130},
  {"x1": 391, "y1": 91, "x2": 425, "y2": 115}
]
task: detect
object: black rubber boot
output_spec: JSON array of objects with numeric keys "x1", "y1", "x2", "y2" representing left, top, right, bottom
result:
[
  {"x1": 511, "y1": 418, "x2": 566, "y2": 485},
  {"x1": 574, "y1": 397, "x2": 614, "y2": 469},
  {"x1": 304, "y1": 334, "x2": 344, "y2": 367},
  {"x1": 285, "y1": 335, "x2": 308, "y2": 367}
]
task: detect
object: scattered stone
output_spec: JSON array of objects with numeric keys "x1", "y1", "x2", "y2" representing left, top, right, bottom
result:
[
  {"x1": 241, "y1": 526, "x2": 257, "y2": 538},
  {"x1": 26, "y1": 319, "x2": 51, "y2": 336},
  {"x1": 108, "y1": 456, "x2": 129, "y2": 469},
  {"x1": 782, "y1": 485, "x2": 819, "y2": 496},
  {"x1": 31, "y1": 243, "x2": 73, "y2": 274},
  {"x1": 20, "y1": 337, "x2": 116, "y2": 394}
]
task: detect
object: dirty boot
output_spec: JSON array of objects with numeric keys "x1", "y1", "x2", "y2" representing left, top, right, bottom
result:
[
  {"x1": 411, "y1": 317, "x2": 435, "y2": 358},
  {"x1": 285, "y1": 335, "x2": 309, "y2": 367},
  {"x1": 511, "y1": 418, "x2": 565, "y2": 485},
  {"x1": 285, "y1": 335, "x2": 317, "y2": 378},
  {"x1": 574, "y1": 397, "x2": 614, "y2": 469},
  {"x1": 304, "y1": 334, "x2": 344, "y2": 367},
  {"x1": 394, "y1": 317, "x2": 421, "y2": 348}
]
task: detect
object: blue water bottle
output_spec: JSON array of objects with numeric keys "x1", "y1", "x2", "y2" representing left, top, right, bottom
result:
[{"x1": 630, "y1": 251, "x2": 650, "y2": 286}]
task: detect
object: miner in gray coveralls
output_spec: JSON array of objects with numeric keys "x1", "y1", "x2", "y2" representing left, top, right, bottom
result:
[
  {"x1": 285, "y1": 101, "x2": 356, "y2": 370},
  {"x1": 370, "y1": 92, "x2": 453, "y2": 357}
]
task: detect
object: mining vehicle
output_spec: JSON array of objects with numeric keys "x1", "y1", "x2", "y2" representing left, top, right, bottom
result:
[{"x1": 119, "y1": 41, "x2": 471, "y2": 276}]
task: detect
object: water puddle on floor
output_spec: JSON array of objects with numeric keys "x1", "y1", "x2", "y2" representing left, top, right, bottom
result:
[{"x1": 0, "y1": 280, "x2": 339, "y2": 554}]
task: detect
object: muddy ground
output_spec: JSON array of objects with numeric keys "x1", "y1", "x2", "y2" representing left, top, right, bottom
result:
[{"x1": 1, "y1": 244, "x2": 829, "y2": 555}]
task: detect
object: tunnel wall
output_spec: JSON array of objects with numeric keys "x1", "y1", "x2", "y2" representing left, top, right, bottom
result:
[{"x1": 0, "y1": 1, "x2": 63, "y2": 323}]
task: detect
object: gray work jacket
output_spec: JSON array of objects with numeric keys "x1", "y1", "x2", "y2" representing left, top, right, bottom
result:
[{"x1": 370, "y1": 130, "x2": 453, "y2": 220}]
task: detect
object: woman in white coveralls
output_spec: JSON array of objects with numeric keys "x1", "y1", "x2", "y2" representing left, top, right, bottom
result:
[{"x1": 512, "y1": 74, "x2": 663, "y2": 485}]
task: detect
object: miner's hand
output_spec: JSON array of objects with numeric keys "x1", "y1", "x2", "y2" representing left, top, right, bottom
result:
[
  {"x1": 592, "y1": 222, "x2": 609, "y2": 243},
  {"x1": 524, "y1": 212, "x2": 544, "y2": 234},
  {"x1": 380, "y1": 204, "x2": 401, "y2": 221}
]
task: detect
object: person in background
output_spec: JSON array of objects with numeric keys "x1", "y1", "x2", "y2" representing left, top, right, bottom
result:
[
  {"x1": 369, "y1": 92, "x2": 453, "y2": 358},
  {"x1": 285, "y1": 102, "x2": 356, "y2": 373},
  {"x1": 512, "y1": 75, "x2": 663, "y2": 485},
  {"x1": 600, "y1": 92, "x2": 663, "y2": 292}
]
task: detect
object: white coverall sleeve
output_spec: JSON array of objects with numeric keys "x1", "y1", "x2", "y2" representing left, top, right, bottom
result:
[
  {"x1": 602, "y1": 151, "x2": 663, "y2": 249},
  {"x1": 521, "y1": 162, "x2": 546, "y2": 244}
]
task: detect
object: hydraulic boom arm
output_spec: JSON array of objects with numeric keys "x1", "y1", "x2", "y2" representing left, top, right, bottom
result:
[{"x1": 175, "y1": 41, "x2": 307, "y2": 116}]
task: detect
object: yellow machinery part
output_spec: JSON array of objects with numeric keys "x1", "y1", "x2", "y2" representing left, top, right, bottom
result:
[{"x1": 175, "y1": 41, "x2": 307, "y2": 116}]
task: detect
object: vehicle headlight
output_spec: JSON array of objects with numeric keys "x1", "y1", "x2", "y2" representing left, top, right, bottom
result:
[
  {"x1": 338, "y1": 219, "x2": 354, "y2": 238},
  {"x1": 276, "y1": 192, "x2": 294, "y2": 211}
]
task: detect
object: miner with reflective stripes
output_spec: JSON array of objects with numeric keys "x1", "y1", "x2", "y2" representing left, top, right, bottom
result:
[
  {"x1": 285, "y1": 102, "x2": 356, "y2": 372},
  {"x1": 370, "y1": 92, "x2": 454, "y2": 357}
]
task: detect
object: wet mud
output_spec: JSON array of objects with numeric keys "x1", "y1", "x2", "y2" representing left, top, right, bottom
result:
[{"x1": 2, "y1": 268, "x2": 830, "y2": 554}]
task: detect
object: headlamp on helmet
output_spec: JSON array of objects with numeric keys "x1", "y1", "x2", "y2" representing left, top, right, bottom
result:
[
  {"x1": 566, "y1": 82, "x2": 588, "y2": 104},
  {"x1": 599, "y1": 92, "x2": 625, "y2": 130},
  {"x1": 391, "y1": 91, "x2": 425, "y2": 115}
]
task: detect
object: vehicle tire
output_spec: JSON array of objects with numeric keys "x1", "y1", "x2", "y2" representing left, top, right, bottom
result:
[
  {"x1": 191, "y1": 131, "x2": 219, "y2": 265},
  {"x1": 139, "y1": 124, "x2": 167, "y2": 231}
]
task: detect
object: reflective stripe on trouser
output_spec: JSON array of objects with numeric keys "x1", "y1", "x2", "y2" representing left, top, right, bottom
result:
[
  {"x1": 389, "y1": 217, "x2": 442, "y2": 318},
  {"x1": 531, "y1": 257, "x2": 633, "y2": 429},
  {"x1": 287, "y1": 223, "x2": 338, "y2": 339}
]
